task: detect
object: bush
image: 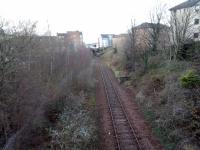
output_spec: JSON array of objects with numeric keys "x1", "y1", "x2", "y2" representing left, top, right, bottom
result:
[
  {"x1": 180, "y1": 70, "x2": 200, "y2": 88},
  {"x1": 48, "y1": 95, "x2": 99, "y2": 150}
]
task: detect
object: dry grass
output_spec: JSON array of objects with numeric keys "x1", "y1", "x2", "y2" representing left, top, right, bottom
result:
[{"x1": 101, "y1": 48, "x2": 200, "y2": 149}]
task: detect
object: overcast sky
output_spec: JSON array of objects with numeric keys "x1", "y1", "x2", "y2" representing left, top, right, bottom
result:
[{"x1": 0, "y1": 0, "x2": 184, "y2": 43}]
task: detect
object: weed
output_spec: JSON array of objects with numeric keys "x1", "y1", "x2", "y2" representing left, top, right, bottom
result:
[
  {"x1": 142, "y1": 108, "x2": 177, "y2": 150},
  {"x1": 180, "y1": 70, "x2": 200, "y2": 88},
  {"x1": 49, "y1": 95, "x2": 99, "y2": 150}
]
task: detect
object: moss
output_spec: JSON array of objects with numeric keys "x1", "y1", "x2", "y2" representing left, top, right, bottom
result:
[
  {"x1": 180, "y1": 70, "x2": 200, "y2": 88},
  {"x1": 88, "y1": 95, "x2": 96, "y2": 108}
]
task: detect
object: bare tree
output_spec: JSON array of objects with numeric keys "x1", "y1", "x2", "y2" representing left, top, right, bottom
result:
[
  {"x1": 0, "y1": 19, "x2": 18, "y2": 142},
  {"x1": 125, "y1": 20, "x2": 151, "y2": 73},
  {"x1": 169, "y1": 7, "x2": 197, "y2": 60},
  {"x1": 125, "y1": 20, "x2": 138, "y2": 71},
  {"x1": 148, "y1": 4, "x2": 167, "y2": 54},
  {"x1": 0, "y1": 17, "x2": 97, "y2": 149}
]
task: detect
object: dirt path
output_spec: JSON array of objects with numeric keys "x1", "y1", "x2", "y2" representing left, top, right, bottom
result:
[{"x1": 96, "y1": 61, "x2": 164, "y2": 150}]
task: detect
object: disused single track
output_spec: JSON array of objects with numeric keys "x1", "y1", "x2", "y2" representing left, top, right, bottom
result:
[{"x1": 100, "y1": 65, "x2": 143, "y2": 150}]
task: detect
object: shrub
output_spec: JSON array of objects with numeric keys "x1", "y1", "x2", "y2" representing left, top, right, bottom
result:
[
  {"x1": 49, "y1": 95, "x2": 99, "y2": 150},
  {"x1": 180, "y1": 70, "x2": 200, "y2": 88}
]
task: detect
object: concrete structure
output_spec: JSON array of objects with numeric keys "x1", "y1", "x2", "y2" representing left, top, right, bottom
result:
[
  {"x1": 134, "y1": 23, "x2": 170, "y2": 51},
  {"x1": 170, "y1": 0, "x2": 200, "y2": 41},
  {"x1": 112, "y1": 23, "x2": 170, "y2": 53},
  {"x1": 112, "y1": 34, "x2": 129, "y2": 51},
  {"x1": 57, "y1": 31, "x2": 83, "y2": 50},
  {"x1": 99, "y1": 34, "x2": 114, "y2": 48}
]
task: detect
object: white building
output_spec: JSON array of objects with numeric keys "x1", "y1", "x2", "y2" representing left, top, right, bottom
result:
[
  {"x1": 170, "y1": 0, "x2": 200, "y2": 41},
  {"x1": 99, "y1": 34, "x2": 114, "y2": 48}
]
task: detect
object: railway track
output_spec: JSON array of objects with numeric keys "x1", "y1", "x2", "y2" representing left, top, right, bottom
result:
[{"x1": 100, "y1": 65, "x2": 143, "y2": 150}]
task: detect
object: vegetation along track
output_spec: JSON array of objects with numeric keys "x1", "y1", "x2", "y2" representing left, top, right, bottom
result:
[{"x1": 100, "y1": 65, "x2": 143, "y2": 150}]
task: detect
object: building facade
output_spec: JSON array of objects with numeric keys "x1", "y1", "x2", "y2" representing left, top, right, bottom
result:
[
  {"x1": 134, "y1": 23, "x2": 170, "y2": 51},
  {"x1": 99, "y1": 34, "x2": 114, "y2": 48},
  {"x1": 112, "y1": 23, "x2": 170, "y2": 53},
  {"x1": 57, "y1": 31, "x2": 83, "y2": 50},
  {"x1": 112, "y1": 34, "x2": 129, "y2": 51},
  {"x1": 170, "y1": 0, "x2": 200, "y2": 41}
]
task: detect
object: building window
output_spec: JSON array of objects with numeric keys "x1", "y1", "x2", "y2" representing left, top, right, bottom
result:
[
  {"x1": 195, "y1": 5, "x2": 200, "y2": 12},
  {"x1": 194, "y1": 19, "x2": 199, "y2": 25},
  {"x1": 194, "y1": 33, "x2": 199, "y2": 38}
]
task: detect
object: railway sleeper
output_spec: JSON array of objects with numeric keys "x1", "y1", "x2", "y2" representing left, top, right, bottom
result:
[
  {"x1": 115, "y1": 118, "x2": 127, "y2": 122},
  {"x1": 110, "y1": 105, "x2": 122, "y2": 109},
  {"x1": 120, "y1": 138, "x2": 136, "y2": 145},
  {"x1": 112, "y1": 109, "x2": 124, "y2": 112},
  {"x1": 115, "y1": 121, "x2": 128, "y2": 126},
  {"x1": 117, "y1": 133, "x2": 133, "y2": 139},
  {"x1": 120, "y1": 144, "x2": 139, "y2": 150},
  {"x1": 113, "y1": 114, "x2": 125, "y2": 118},
  {"x1": 116, "y1": 127, "x2": 131, "y2": 133},
  {"x1": 112, "y1": 112, "x2": 124, "y2": 116}
]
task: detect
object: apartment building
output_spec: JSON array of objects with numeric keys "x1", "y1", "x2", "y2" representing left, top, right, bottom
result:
[{"x1": 170, "y1": 0, "x2": 200, "y2": 41}]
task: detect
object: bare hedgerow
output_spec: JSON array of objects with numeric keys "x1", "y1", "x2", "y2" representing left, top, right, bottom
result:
[
  {"x1": 49, "y1": 95, "x2": 98, "y2": 150},
  {"x1": 1, "y1": 18, "x2": 96, "y2": 149}
]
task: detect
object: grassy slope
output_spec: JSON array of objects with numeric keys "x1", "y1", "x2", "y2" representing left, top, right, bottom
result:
[
  {"x1": 135, "y1": 61, "x2": 190, "y2": 150},
  {"x1": 100, "y1": 48, "x2": 199, "y2": 150}
]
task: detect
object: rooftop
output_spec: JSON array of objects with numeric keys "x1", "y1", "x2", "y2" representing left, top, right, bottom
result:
[
  {"x1": 57, "y1": 33, "x2": 67, "y2": 36},
  {"x1": 113, "y1": 34, "x2": 128, "y2": 38},
  {"x1": 57, "y1": 31, "x2": 82, "y2": 37},
  {"x1": 101, "y1": 34, "x2": 115, "y2": 38},
  {"x1": 135, "y1": 22, "x2": 169, "y2": 30},
  {"x1": 169, "y1": 0, "x2": 200, "y2": 11}
]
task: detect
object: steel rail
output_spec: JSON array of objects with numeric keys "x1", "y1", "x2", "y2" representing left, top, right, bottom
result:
[
  {"x1": 103, "y1": 66, "x2": 143, "y2": 150},
  {"x1": 100, "y1": 64, "x2": 143, "y2": 150},
  {"x1": 100, "y1": 65, "x2": 121, "y2": 150}
]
